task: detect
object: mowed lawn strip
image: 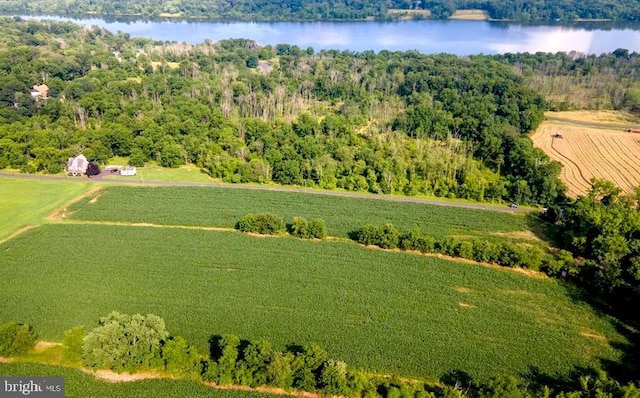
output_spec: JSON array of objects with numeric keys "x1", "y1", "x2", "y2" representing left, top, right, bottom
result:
[
  {"x1": 0, "y1": 178, "x2": 91, "y2": 240},
  {"x1": 0, "y1": 224, "x2": 623, "y2": 380},
  {"x1": 67, "y1": 186, "x2": 529, "y2": 240},
  {"x1": 0, "y1": 363, "x2": 278, "y2": 398}
]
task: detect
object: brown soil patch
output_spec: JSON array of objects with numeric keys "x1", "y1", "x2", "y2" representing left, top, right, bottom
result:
[
  {"x1": 458, "y1": 302, "x2": 477, "y2": 308},
  {"x1": 0, "y1": 357, "x2": 13, "y2": 363},
  {"x1": 88, "y1": 193, "x2": 101, "y2": 204},
  {"x1": 245, "y1": 232, "x2": 281, "y2": 238},
  {"x1": 456, "y1": 287, "x2": 472, "y2": 293},
  {"x1": 90, "y1": 369, "x2": 319, "y2": 397},
  {"x1": 35, "y1": 341, "x2": 62, "y2": 350},
  {"x1": 210, "y1": 382, "x2": 318, "y2": 398},
  {"x1": 91, "y1": 369, "x2": 165, "y2": 383},
  {"x1": 47, "y1": 186, "x2": 102, "y2": 220}
]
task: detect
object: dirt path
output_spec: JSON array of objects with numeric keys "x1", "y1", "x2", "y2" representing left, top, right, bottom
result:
[
  {"x1": 47, "y1": 185, "x2": 102, "y2": 221},
  {"x1": 0, "y1": 173, "x2": 529, "y2": 214},
  {"x1": 0, "y1": 225, "x2": 35, "y2": 245}
]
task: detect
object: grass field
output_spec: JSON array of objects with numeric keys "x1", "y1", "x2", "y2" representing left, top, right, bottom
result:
[
  {"x1": 0, "y1": 363, "x2": 277, "y2": 398},
  {"x1": 448, "y1": 9, "x2": 489, "y2": 20},
  {"x1": 0, "y1": 223, "x2": 624, "y2": 380},
  {"x1": 103, "y1": 163, "x2": 214, "y2": 183},
  {"x1": 0, "y1": 178, "x2": 90, "y2": 241},
  {"x1": 531, "y1": 111, "x2": 640, "y2": 197},
  {"x1": 66, "y1": 186, "x2": 532, "y2": 242}
]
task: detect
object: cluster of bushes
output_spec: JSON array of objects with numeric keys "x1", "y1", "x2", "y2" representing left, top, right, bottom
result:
[
  {"x1": 236, "y1": 213, "x2": 327, "y2": 239},
  {"x1": 289, "y1": 217, "x2": 328, "y2": 239},
  {"x1": 236, "y1": 213, "x2": 286, "y2": 235},
  {"x1": 354, "y1": 224, "x2": 551, "y2": 271},
  {"x1": 0, "y1": 321, "x2": 36, "y2": 356}
]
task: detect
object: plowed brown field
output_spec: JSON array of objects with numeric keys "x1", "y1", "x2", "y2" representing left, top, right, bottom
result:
[{"x1": 531, "y1": 111, "x2": 640, "y2": 197}]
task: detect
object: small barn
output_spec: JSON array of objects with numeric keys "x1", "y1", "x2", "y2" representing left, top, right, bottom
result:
[
  {"x1": 67, "y1": 154, "x2": 88, "y2": 176},
  {"x1": 120, "y1": 166, "x2": 137, "y2": 176}
]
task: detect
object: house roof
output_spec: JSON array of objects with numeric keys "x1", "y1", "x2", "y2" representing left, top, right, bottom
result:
[{"x1": 31, "y1": 84, "x2": 49, "y2": 98}]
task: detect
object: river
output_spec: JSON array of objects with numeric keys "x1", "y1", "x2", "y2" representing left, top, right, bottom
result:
[{"x1": 12, "y1": 15, "x2": 640, "y2": 55}]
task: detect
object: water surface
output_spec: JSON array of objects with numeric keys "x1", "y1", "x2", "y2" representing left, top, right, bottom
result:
[{"x1": 15, "y1": 15, "x2": 640, "y2": 54}]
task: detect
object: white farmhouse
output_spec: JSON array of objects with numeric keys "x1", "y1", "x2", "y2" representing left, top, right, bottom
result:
[{"x1": 67, "y1": 154, "x2": 88, "y2": 176}]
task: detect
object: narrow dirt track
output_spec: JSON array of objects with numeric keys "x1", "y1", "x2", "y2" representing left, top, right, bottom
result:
[{"x1": 0, "y1": 173, "x2": 529, "y2": 213}]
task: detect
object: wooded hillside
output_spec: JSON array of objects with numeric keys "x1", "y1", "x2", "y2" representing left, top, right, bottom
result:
[
  {"x1": 0, "y1": 0, "x2": 638, "y2": 21},
  {"x1": 0, "y1": 17, "x2": 562, "y2": 205}
]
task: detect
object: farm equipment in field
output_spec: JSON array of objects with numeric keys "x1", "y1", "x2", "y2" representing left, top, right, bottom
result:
[
  {"x1": 625, "y1": 128, "x2": 640, "y2": 134},
  {"x1": 552, "y1": 132, "x2": 563, "y2": 139}
]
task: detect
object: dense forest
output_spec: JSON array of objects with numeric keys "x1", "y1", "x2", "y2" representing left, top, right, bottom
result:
[
  {"x1": 0, "y1": 0, "x2": 639, "y2": 21},
  {"x1": 0, "y1": 17, "x2": 563, "y2": 205}
]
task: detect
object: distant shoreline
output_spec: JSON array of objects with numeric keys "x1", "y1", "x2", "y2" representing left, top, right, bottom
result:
[{"x1": 3, "y1": 11, "x2": 620, "y2": 24}]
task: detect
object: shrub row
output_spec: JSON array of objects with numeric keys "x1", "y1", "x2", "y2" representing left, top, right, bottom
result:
[
  {"x1": 354, "y1": 224, "x2": 548, "y2": 270},
  {"x1": 236, "y1": 213, "x2": 327, "y2": 239},
  {"x1": 74, "y1": 312, "x2": 432, "y2": 395},
  {"x1": 5, "y1": 315, "x2": 637, "y2": 397},
  {"x1": 289, "y1": 217, "x2": 328, "y2": 239},
  {"x1": 236, "y1": 213, "x2": 286, "y2": 235}
]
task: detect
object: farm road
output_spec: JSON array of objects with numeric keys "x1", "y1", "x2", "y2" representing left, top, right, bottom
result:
[{"x1": 0, "y1": 172, "x2": 529, "y2": 213}]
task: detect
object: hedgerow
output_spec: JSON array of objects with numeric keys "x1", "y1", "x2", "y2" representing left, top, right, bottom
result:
[
  {"x1": 355, "y1": 223, "x2": 550, "y2": 271},
  {"x1": 235, "y1": 213, "x2": 286, "y2": 235}
]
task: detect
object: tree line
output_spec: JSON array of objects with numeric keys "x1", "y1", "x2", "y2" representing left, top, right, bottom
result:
[
  {"x1": 3, "y1": 313, "x2": 639, "y2": 397},
  {"x1": 0, "y1": 18, "x2": 563, "y2": 205},
  {"x1": 0, "y1": 0, "x2": 639, "y2": 21}
]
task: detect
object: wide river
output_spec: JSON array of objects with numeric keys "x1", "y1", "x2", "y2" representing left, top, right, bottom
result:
[{"x1": 16, "y1": 15, "x2": 640, "y2": 55}]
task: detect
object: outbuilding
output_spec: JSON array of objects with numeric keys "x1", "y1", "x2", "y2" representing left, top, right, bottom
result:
[{"x1": 120, "y1": 166, "x2": 137, "y2": 176}]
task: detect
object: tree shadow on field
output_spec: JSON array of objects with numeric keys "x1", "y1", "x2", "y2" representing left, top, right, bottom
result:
[
  {"x1": 524, "y1": 212, "x2": 560, "y2": 244},
  {"x1": 285, "y1": 343, "x2": 304, "y2": 355},
  {"x1": 520, "y1": 365, "x2": 604, "y2": 393},
  {"x1": 208, "y1": 334, "x2": 223, "y2": 360},
  {"x1": 208, "y1": 334, "x2": 253, "y2": 361},
  {"x1": 560, "y1": 283, "x2": 640, "y2": 383},
  {"x1": 346, "y1": 230, "x2": 360, "y2": 242},
  {"x1": 439, "y1": 369, "x2": 474, "y2": 393}
]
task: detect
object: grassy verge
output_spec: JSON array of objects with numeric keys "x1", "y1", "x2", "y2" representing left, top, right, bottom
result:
[
  {"x1": 0, "y1": 224, "x2": 624, "y2": 379},
  {"x1": 0, "y1": 177, "x2": 91, "y2": 240},
  {"x1": 103, "y1": 163, "x2": 214, "y2": 183},
  {"x1": 66, "y1": 185, "x2": 532, "y2": 242},
  {"x1": 0, "y1": 362, "x2": 279, "y2": 398}
]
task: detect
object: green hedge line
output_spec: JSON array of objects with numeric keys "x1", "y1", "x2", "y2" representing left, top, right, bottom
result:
[
  {"x1": 353, "y1": 224, "x2": 564, "y2": 271},
  {"x1": 235, "y1": 213, "x2": 327, "y2": 239}
]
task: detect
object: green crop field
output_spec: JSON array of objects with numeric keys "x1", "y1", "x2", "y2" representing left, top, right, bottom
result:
[
  {"x1": 0, "y1": 178, "x2": 90, "y2": 240},
  {"x1": 0, "y1": 223, "x2": 624, "y2": 380},
  {"x1": 67, "y1": 186, "x2": 532, "y2": 241},
  {"x1": 0, "y1": 363, "x2": 278, "y2": 398}
]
